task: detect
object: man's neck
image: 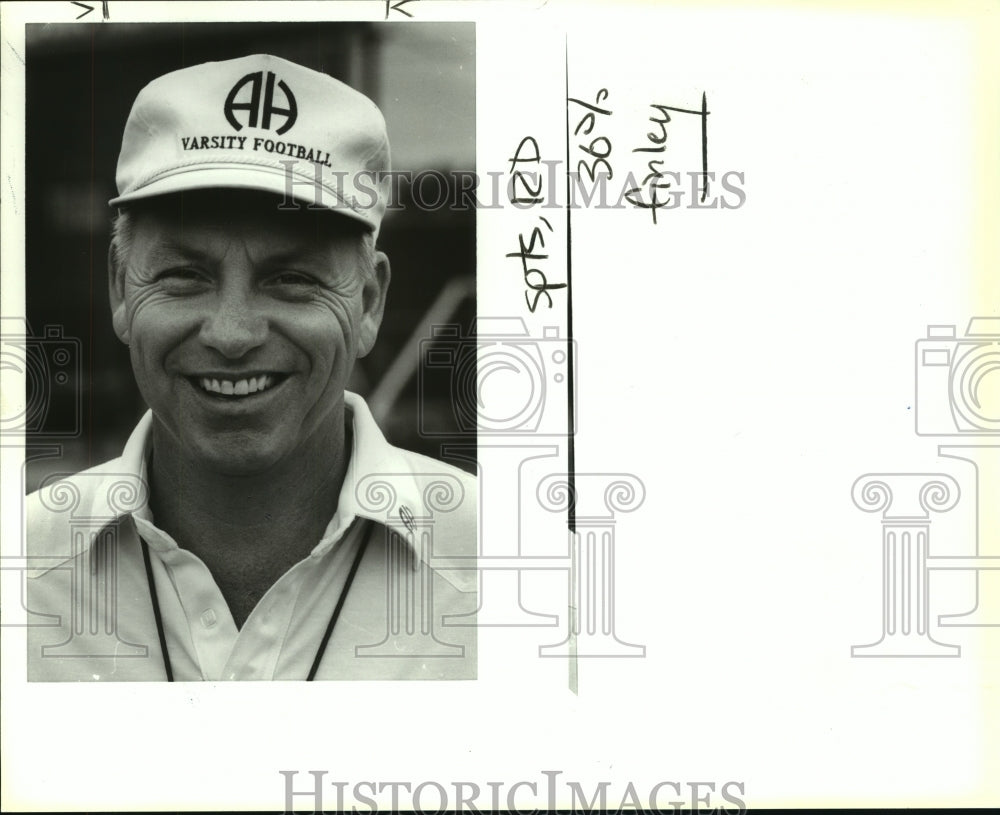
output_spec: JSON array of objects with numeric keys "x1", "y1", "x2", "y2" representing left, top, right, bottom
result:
[{"x1": 146, "y1": 413, "x2": 352, "y2": 626}]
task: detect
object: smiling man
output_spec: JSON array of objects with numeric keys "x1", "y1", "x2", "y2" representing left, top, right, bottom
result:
[{"x1": 26, "y1": 54, "x2": 477, "y2": 681}]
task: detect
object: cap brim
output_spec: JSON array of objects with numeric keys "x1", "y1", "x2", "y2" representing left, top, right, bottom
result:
[{"x1": 109, "y1": 163, "x2": 376, "y2": 231}]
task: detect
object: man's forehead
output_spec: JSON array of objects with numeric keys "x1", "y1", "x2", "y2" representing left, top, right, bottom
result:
[{"x1": 129, "y1": 190, "x2": 364, "y2": 248}]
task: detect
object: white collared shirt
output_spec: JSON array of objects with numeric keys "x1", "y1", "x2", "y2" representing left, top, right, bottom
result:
[
  {"x1": 135, "y1": 509, "x2": 371, "y2": 681},
  {"x1": 26, "y1": 392, "x2": 478, "y2": 681},
  {"x1": 132, "y1": 395, "x2": 371, "y2": 680}
]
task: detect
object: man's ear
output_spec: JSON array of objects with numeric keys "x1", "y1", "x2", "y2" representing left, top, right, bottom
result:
[
  {"x1": 108, "y1": 244, "x2": 130, "y2": 345},
  {"x1": 357, "y1": 250, "x2": 391, "y2": 358}
]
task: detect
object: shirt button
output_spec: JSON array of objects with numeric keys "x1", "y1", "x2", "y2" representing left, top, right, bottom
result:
[{"x1": 200, "y1": 609, "x2": 218, "y2": 628}]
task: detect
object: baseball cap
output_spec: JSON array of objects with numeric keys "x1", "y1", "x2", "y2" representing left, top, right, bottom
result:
[{"x1": 110, "y1": 54, "x2": 391, "y2": 235}]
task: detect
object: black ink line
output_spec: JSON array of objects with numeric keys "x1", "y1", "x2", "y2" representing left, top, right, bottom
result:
[
  {"x1": 701, "y1": 92, "x2": 709, "y2": 203},
  {"x1": 89, "y1": 26, "x2": 95, "y2": 467},
  {"x1": 386, "y1": 0, "x2": 417, "y2": 19},
  {"x1": 655, "y1": 104, "x2": 705, "y2": 116},
  {"x1": 567, "y1": 97, "x2": 610, "y2": 115},
  {"x1": 71, "y1": 1, "x2": 94, "y2": 19},
  {"x1": 564, "y1": 36, "x2": 576, "y2": 535}
]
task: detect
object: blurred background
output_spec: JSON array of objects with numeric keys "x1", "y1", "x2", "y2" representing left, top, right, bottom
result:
[{"x1": 22, "y1": 22, "x2": 477, "y2": 490}]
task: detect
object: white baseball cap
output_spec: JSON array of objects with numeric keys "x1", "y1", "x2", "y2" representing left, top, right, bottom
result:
[{"x1": 110, "y1": 54, "x2": 391, "y2": 235}]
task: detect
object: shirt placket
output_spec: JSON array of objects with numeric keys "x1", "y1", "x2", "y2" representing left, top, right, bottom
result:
[
  {"x1": 147, "y1": 542, "x2": 241, "y2": 680},
  {"x1": 221, "y1": 562, "x2": 308, "y2": 680}
]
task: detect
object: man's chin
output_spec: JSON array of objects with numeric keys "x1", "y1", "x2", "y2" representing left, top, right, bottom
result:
[{"x1": 186, "y1": 434, "x2": 288, "y2": 478}]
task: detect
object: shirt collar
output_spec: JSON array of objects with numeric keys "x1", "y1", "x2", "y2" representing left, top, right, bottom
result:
[{"x1": 311, "y1": 391, "x2": 432, "y2": 558}]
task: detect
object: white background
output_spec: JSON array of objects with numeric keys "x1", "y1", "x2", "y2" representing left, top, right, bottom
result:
[{"x1": 2, "y1": 0, "x2": 998, "y2": 810}]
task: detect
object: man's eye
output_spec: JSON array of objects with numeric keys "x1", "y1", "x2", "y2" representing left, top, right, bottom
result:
[
  {"x1": 269, "y1": 272, "x2": 318, "y2": 287},
  {"x1": 156, "y1": 268, "x2": 209, "y2": 288}
]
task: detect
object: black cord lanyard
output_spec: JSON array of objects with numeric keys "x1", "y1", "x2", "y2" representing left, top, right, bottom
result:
[
  {"x1": 140, "y1": 534, "x2": 173, "y2": 682},
  {"x1": 140, "y1": 519, "x2": 374, "y2": 682}
]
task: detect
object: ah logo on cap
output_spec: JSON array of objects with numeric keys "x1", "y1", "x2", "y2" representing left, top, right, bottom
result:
[
  {"x1": 224, "y1": 70, "x2": 297, "y2": 135},
  {"x1": 112, "y1": 54, "x2": 391, "y2": 235}
]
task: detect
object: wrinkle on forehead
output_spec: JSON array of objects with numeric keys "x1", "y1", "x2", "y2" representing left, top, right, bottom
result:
[
  {"x1": 128, "y1": 189, "x2": 365, "y2": 268},
  {"x1": 130, "y1": 188, "x2": 366, "y2": 241},
  {"x1": 138, "y1": 230, "x2": 349, "y2": 276}
]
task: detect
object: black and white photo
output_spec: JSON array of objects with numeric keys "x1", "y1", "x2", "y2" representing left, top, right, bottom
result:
[{"x1": 21, "y1": 21, "x2": 478, "y2": 681}]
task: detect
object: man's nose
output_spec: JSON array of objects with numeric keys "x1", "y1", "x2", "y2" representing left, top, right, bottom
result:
[{"x1": 198, "y1": 279, "x2": 268, "y2": 359}]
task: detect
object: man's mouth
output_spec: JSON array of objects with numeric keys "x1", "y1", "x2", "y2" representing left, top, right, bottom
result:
[{"x1": 193, "y1": 374, "x2": 287, "y2": 398}]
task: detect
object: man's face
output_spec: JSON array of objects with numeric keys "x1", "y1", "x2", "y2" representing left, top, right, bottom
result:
[{"x1": 109, "y1": 191, "x2": 389, "y2": 476}]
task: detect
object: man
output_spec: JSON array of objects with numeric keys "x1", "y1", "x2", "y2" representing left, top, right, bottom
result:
[{"x1": 25, "y1": 54, "x2": 477, "y2": 681}]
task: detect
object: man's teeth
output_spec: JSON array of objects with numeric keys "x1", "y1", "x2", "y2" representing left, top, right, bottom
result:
[{"x1": 198, "y1": 375, "x2": 275, "y2": 396}]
